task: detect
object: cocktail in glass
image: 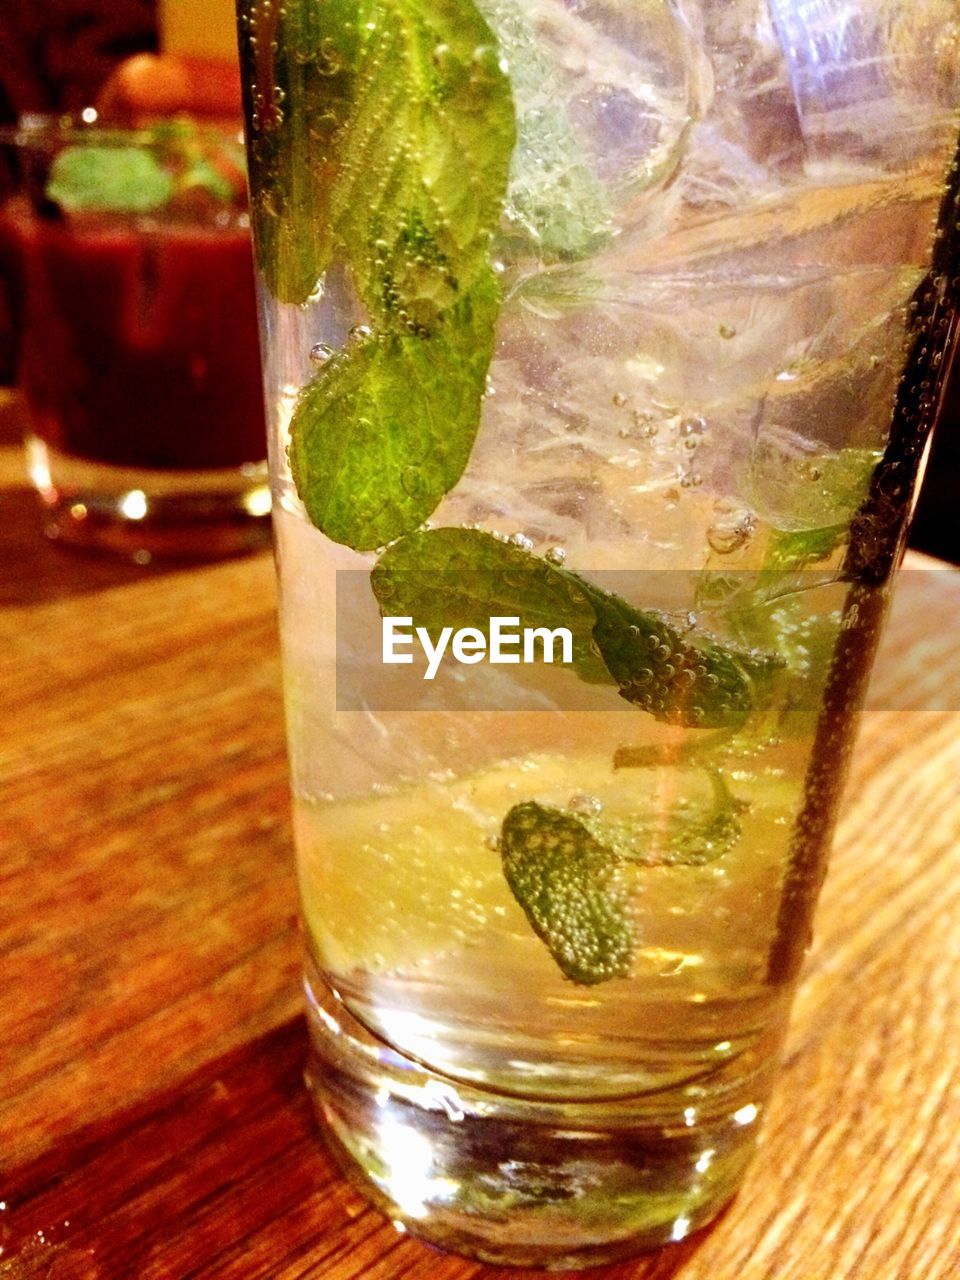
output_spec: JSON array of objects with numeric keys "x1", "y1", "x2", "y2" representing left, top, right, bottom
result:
[
  {"x1": 2, "y1": 116, "x2": 270, "y2": 559},
  {"x1": 238, "y1": 0, "x2": 960, "y2": 1265}
]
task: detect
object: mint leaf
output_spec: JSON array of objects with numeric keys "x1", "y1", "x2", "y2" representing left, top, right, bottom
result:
[
  {"x1": 578, "y1": 581, "x2": 778, "y2": 730},
  {"x1": 263, "y1": 0, "x2": 516, "y2": 549},
  {"x1": 179, "y1": 155, "x2": 234, "y2": 203},
  {"x1": 290, "y1": 275, "x2": 498, "y2": 550},
  {"x1": 238, "y1": 0, "x2": 357, "y2": 302},
  {"x1": 747, "y1": 445, "x2": 882, "y2": 544},
  {"x1": 240, "y1": 0, "x2": 516, "y2": 316},
  {"x1": 500, "y1": 769, "x2": 743, "y2": 982},
  {"x1": 582, "y1": 769, "x2": 742, "y2": 868},
  {"x1": 46, "y1": 147, "x2": 172, "y2": 213},
  {"x1": 371, "y1": 525, "x2": 609, "y2": 680},
  {"x1": 764, "y1": 524, "x2": 847, "y2": 572},
  {"x1": 329, "y1": 0, "x2": 516, "y2": 334},
  {"x1": 500, "y1": 802, "x2": 634, "y2": 985},
  {"x1": 372, "y1": 526, "x2": 777, "y2": 727},
  {"x1": 759, "y1": 448, "x2": 880, "y2": 574},
  {"x1": 693, "y1": 447, "x2": 881, "y2": 729}
]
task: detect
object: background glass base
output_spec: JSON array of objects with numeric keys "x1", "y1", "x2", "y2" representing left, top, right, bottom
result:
[
  {"x1": 26, "y1": 435, "x2": 272, "y2": 562},
  {"x1": 304, "y1": 964, "x2": 770, "y2": 1270}
]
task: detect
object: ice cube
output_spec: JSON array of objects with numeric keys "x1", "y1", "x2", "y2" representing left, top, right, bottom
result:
[
  {"x1": 767, "y1": 0, "x2": 960, "y2": 168},
  {"x1": 481, "y1": 0, "x2": 705, "y2": 262}
]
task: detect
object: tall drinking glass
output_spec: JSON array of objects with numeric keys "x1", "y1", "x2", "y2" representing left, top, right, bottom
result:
[{"x1": 238, "y1": 0, "x2": 960, "y2": 1266}]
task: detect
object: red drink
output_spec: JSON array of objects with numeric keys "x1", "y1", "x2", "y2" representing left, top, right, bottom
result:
[
  {"x1": 2, "y1": 117, "x2": 272, "y2": 560},
  {"x1": 14, "y1": 212, "x2": 266, "y2": 472}
]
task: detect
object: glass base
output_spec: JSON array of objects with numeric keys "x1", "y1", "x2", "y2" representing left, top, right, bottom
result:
[
  {"x1": 26, "y1": 435, "x2": 273, "y2": 563},
  {"x1": 304, "y1": 966, "x2": 771, "y2": 1270}
]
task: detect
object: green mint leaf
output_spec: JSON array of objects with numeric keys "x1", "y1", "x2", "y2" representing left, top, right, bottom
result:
[
  {"x1": 370, "y1": 525, "x2": 609, "y2": 680},
  {"x1": 500, "y1": 767, "x2": 744, "y2": 981},
  {"x1": 328, "y1": 0, "x2": 516, "y2": 333},
  {"x1": 289, "y1": 274, "x2": 499, "y2": 550},
  {"x1": 46, "y1": 146, "x2": 173, "y2": 213},
  {"x1": 574, "y1": 579, "x2": 779, "y2": 730},
  {"x1": 764, "y1": 524, "x2": 847, "y2": 572},
  {"x1": 757, "y1": 448, "x2": 880, "y2": 575},
  {"x1": 179, "y1": 155, "x2": 234, "y2": 203},
  {"x1": 240, "y1": 0, "x2": 516, "y2": 316},
  {"x1": 748, "y1": 446, "x2": 882, "y2": 546},
  {"x1": 477, "y1": 0, "x2": 611, "y2": 261},
  {"x1": 238, "y1": 0, "x2": 358, "y2": 302},
  {"x1": 260, "y1": 0, "x2": 516, "y2": 549},
  {"x1": 581, "y1": 768, "x2": 742, "y2": 868},
  {"x1": 694, "y1": 447, "x2": 881, "y2": 724},
  {"x1": 371, "y1": 526, "x2": 777, "y2": 727},
  {"x1": 500, "y1": 802, "x2": 634, "y2": 985}
]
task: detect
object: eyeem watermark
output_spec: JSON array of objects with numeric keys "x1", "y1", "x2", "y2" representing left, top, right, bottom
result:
[{"x1": 383, "y1": 616, "x2": 574, "y2": 680}]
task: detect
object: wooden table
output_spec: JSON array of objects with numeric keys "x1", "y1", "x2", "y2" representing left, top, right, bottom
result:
[{"x1": 2, "y1": 452, "x2": 959, "y2": 1278}]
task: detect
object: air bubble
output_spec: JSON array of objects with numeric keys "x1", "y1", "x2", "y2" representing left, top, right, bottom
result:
[
  {"x1": 707, "y1": 512, "x2": 756, "y2": 555},
  {"x1": 545, "y1": 546, "x2": 566, "y2": 565},
  {"x1": 309, "y1": 343, "x2": 335, "y2": 365},
  {"x1": 318, "y1": 37, "x2": 343, "y2": 75},
  {"x1": 510, "y1": 533, "x2": 534, "y2": 551},
  {"x1": 348, "y1": 324, "x2": 373, "y2": 344},
  {"x1": 568, "y1": 794, "x2": 603, "y2": 816},
  {"x1": 679, "y1": 416, "x2": 706, "y2": 438}
]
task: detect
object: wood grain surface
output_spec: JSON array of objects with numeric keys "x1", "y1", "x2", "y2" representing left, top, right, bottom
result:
[{"x1": 1, "y1": 546, "x2": 958, "y2": 1280}]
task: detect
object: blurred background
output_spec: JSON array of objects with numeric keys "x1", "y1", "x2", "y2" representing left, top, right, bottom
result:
[
  {"x1": 0, "y1": 0, "x2": 956, "y2": 578},
  {"x1": 0, "y1": 0, "x2": 271, "y2": 595}
]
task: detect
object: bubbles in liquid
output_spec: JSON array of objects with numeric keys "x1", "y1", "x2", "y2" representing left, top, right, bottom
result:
[
  {"x1": 568, "y1": 794, "x2": 603, "y2": 817},
  {"x1": 310, "y1": 343, "x2": 335, "y2": 365},
  {"x1": 432, "y1": 42, "x2": 456, "y2": 77},
  {"x1": 545, "y1": 546, "x2": 567, "y2": 565},
  {"x1": 510, "y1": 532, "x2": 535, "y2": 551},
  {"x1": 348, "y1": 324, "x2": 373, "y2": 344},
  {"x1": 678, "y1": 416, "x2": 706, "y2": 438},
  {"x1": 707, "y1": 511, "x2": 757, "y2": 555},
  {"x1": 318, "y1": 36, "x2": 343, "y2": 76}
]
